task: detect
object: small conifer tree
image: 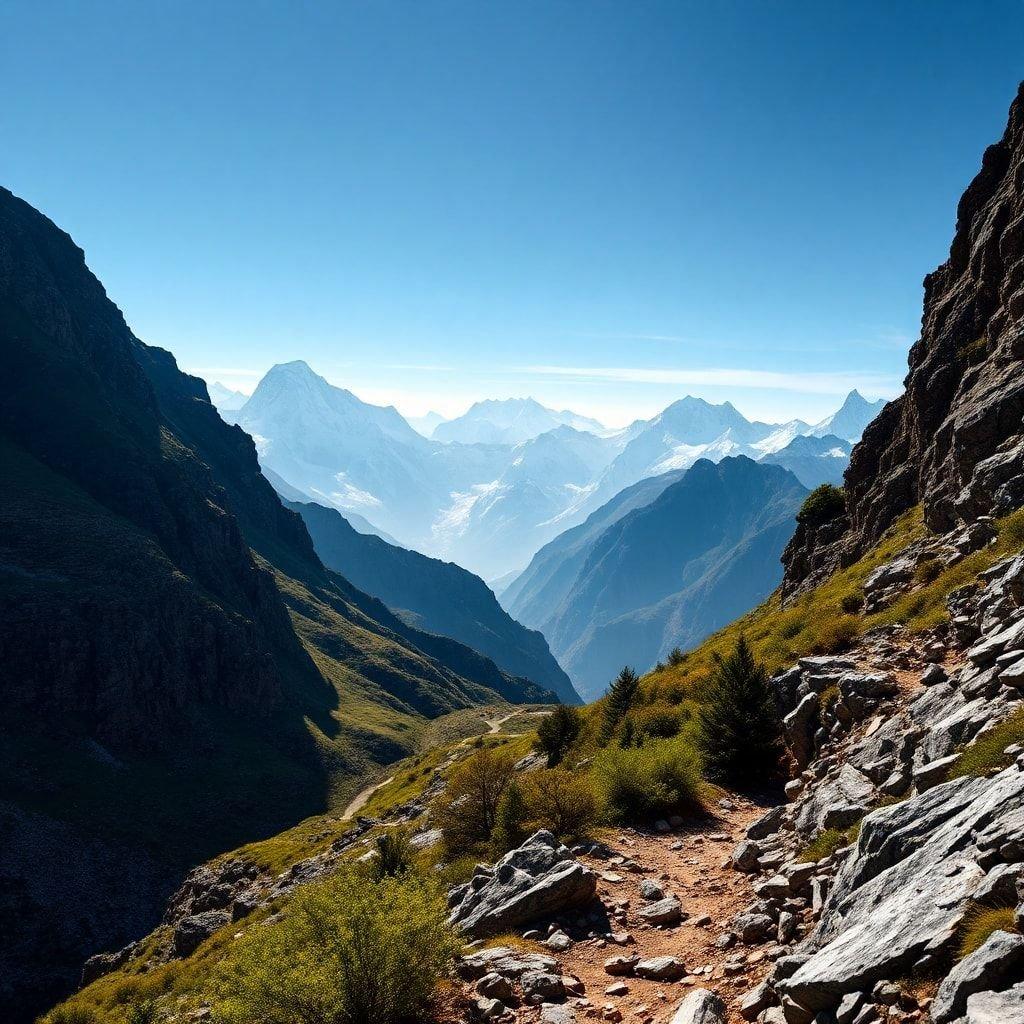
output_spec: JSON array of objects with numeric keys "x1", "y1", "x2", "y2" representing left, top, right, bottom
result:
[
  {"x1": 599, "y1": 666, "x2": 640, "y2": 744},
  {"x1": 535, "y1": 704, "x2": 582, "y2": 766},
  {"x1": 696, "y1": 636, "x2": 782, "y2": 783},
  {"x1": 491, "y1": 779, "x2": 529, "y2": 855}
]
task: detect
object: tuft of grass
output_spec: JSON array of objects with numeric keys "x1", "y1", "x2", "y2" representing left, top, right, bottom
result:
[
  {"x1": 949, "y1": 707, "x2": 1024, "y2": 779},
  {"x1": 958, "y1": 905, "x2": 1019, "y2": 960},
  {"x1": 797, "y1": 820, "x2": 861, "y2": 863},
  {"x1": 820, "y1": 685, "x2": 840, "y2": 714}
]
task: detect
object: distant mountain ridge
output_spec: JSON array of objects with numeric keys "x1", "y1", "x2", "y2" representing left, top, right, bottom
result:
[
  {"x1": 434, "y1": 397, "x2": 605, "y2": 445},
  {"x1": 236, "y1": 362, "x2": 884, "y2": 579},
  {"x1": 512, "y1": 456, "x2": 808, "y2": 699},
  {"x1": 289, "y1": 499, "x2": 580, "y2": 704}
]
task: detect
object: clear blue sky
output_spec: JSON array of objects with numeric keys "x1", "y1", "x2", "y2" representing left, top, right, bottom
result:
[{"x1": 3, "y1": 1, "x2": 1022, "y2": 425}]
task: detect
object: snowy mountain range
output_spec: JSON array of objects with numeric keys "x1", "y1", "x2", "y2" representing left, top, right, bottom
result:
[{"x1": 224, "y1": 360, "x2": 886, "y2": 579}]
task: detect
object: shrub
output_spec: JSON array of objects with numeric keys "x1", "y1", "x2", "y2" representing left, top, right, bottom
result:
[
  {"x1": 840, "y1": 592, "x2": 864, "y2": 615},
  {"x1": 998, "y1": 507, "x2": 1024, "y2": 550},
  {"x1": 535, "y1": 704, "x2": 582, "y2": 767},
  {"x1": 811, "y1": 614, "x2": 860, "y2": 654},
  {"x1": 797, "y1": 822, "x2": 861, "y2": 863},
  {"x1": 124, "y1": 1003, "x2": 160, "y2": 1024},
  {"x1": 599, "y1": 666, "x2": 641, "y2": 744},
  {"x1": 797, "y1": 484, "x2": 846, "y2": 528},
  {"x1": 695, "y1": 637, "x2": 783, "y2": 784},
  {"x1": 44, "y1": 1008, "x2": 99, "y2": 1024},
  {"x1": 216, "y1": 870, "x2": 459, "y2": 1024},
  {"x1": 820, "y1": 684, "x2": 840, "y2": 714},
  {"x1": 371, "y1": 829, "x2": 413, "y2": 880},
  {"x1": 958, "y1": 905, "x2": 1019, "y2": 960},
  {"x1": 491, "y1": 779, "x2": 529, "y2": 856},
  {"x1": 633, "y1": 703, "x2": 683, "y2": 739},
  {"x1": 667, "y1": 647, "x2": 685, "y2": 667},
  {"x1": 914, "y1": 557, "x2": 943, "y2": 585},
  {"x1": 593, "y1": 736, "x2": 703, "y2": 822},
  {"x1": 435, "y1": 746, "x2": 517, "y2": 854},
  {"x1": 520, "y1": 769, "x2": 599, "y2": 841}
]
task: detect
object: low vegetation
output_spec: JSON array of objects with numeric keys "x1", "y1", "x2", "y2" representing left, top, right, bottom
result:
[
  {"x1": 797, "y1": 823, "x2": 861, "y2": 863},
  {"x1": 593, "y1": 736, "x2": 703, "y2": 822},
  {"x1": 535, "y1": 704, "x2": 582, "y2": 766},
  {"x1": 797, "y1": 483, "x2": 846, "y2": 527},
  {"x1": 215, "y1": 870, "x2": 459, "y2": 1024},
  {"x1": 950, "y1": 706, "x2": 1024, "y2": 779},
  {"x1": 957, "y1": 904, "x2": 1020, "y2": 960}
]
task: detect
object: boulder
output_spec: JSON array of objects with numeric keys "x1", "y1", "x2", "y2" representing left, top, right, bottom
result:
[
  {"x1": 458, "y1": 946, "x2": 559, "y2": 981},
  {"x1": 776, "y1": 765, "x2": 1024, "y2": 1013},
  {"x1": 963, "y1": 980, "x2": 1024, "y2": 1022},
  {"x1": 732, "y1": 840, "x2": 761, "y2": 872},
  {"x1": 521, "y1": 970, "x2": 564, "y2": 1002},
  {"x1": 638, "y1": 878, "x2": 665, "y2": 901},
  {"x1": 636, "y1": 895, "x2": 683, "y2": 926},
  {"x1": 668, "y1": 988, "x2": 726, "y2": 1024},
  {"x1": 932, "y1": 930, "x2": 1024, "y2": 1023},
  {"x1": 172, "y1": 910, "x2": 230, "y2": 957},
  {"x1": 634, "y1": 955, "x2": 686, "y2": 981},
  {"x1": 448, "y1": 831, "x2": 597, "y2": 938},
  {"x1": 739, "y1": 980, "x2": 775, "y2": 1020}
]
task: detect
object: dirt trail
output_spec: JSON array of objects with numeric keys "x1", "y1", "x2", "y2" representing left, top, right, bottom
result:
[
  {"x1": 341, "y1": 775, "x2": 394, "y2": 820},
  {"x1": 513, "y1": 797, "x2": 776, "y2": 1024}
]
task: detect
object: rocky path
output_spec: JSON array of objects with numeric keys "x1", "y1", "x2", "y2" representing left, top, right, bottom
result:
[{"x1": 560, "y1": 802, "x2": 776, "y2": 1023}]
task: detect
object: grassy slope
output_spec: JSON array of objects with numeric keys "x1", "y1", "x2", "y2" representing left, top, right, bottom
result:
[{"x1": 46, "y1": 504, "x2": 1024, "y2": 1023}]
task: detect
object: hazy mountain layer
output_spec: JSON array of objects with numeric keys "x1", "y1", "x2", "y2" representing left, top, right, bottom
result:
[
  {"x1": 433, "y1": 396, "x2": 605, "y2": 445},
  {"x1": 513, "y1": 457, "x2": 807, "y2": 699},
  {"x1": 290, "y1": 499, "x2": 581, "y2": 704},
  {"x1": 235, "y1": 363, "x2": 874, "y2": 580}
]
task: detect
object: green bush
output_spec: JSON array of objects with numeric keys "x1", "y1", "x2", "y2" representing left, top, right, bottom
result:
[
  {"x1": 810, "y1": 614, "x2": 860, "y2": 654},
  {"x1": 370, "y1": 829, "x2": 413, "y2": 880},
  {"x1": 695, "y1": 637, "x2": 783, "y2": 784},
  {"x1": 534, "y1": 704, "x2": 582, "y2": 767},
  {"x1": 44, "y1": 1008, "x2": 99, "y2": 1024},
  {"x1": 633, "y1": 703, "x2": 683, "y2": 739},
  {"x1": 797, "y1": 484, "x2": 846, "y2": 528},
  {"x1": 593, "y1": 736, "x2": 703, "y2": 822},
  {"x1": 521, "y1": 769, "x2": 599, "y2": 841},
  {"x1": 215, "y1": 870, "x2": 459, "y2": 1024},
  {"x1": 491, "y1": 780, "x2": 529, "y2": 856},
  {"x1": 797, "y1": 823, "x2": 860, "y2": 863},
  {"x1": 914, "y1": 557, "x2": 943, "y2": 585},
  {"x1": 435, "y1": 746, "x2": 517, "y2": 854},
  {"x1": 840, "y1": 592, "x2": 865, "y2": 615}
]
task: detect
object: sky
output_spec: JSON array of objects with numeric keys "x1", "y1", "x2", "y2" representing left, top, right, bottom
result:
[{"x1": 2, "y1": 2, "x2": 1023, "y2": 427}]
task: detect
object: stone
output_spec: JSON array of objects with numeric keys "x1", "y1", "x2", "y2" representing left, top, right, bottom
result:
[
  {"x1": 733, "y1": 840, "x2": 761, "y2": 872},
  {"x1": 777, "y1": 766, "x2": 1024, "y2": 1013},
  {"x1": 603, "y1": 954, "x2": 638, "y2": 976},
  {"x1": 962, "y1": 980, "x2": 1024, "y2": 1022},
  {"x1": 913, "y1": 753, "x2": 959, "y2": 792},
  {"x1": 733, "y1": 912, "x2": 774, "y2": 944},
  {"x1": 172, "y1": 910, "x2": 231, "y2": 957},
  {"x1": 835, "y1": 992, "x2": 866, "y2": 1024},
  {"x1": 639, "y1": 878, "x2": 665, "y2": 901},
  {"x1": 540, "y1": 1005, "x2": 577, "y2": 1024},
  {"x1": 921, "y1": 663, "x2": 948, "y2": 686},
  {"x1": 637, "y1": 896, "x2": 683, "y2": 926},
  {"x1": 545, "y1": 930, "x2": 573, "y2": 952},
  {"x1": 748, "y1": 805, "x2": 788, "y2": 840},
  {"x1": 668, "y1": 988, "x2": 726, "y2": 1023},
  {"x1": 477, "y1": 972, "x2": 514, "y2": 1001},
  {"x1": 448, "y1": 831, "x2": 598, "y2": 938},
  {"x1": 822, "y1": 804, "x2": 868, "y2": 831},
  {"x1": 605, "y1": 981, "x2": 629, "y2": 996},
  {"x1": 475, "y1": 996, "x2": 505, "y2": 1019},
  {"x1": 785, "y1": 693, "x2": 821, "y2": 768},
  {"x1": 931, "y1": 929, "x2": 1024, "y2": 1023},
  {"x1": 522, "y1": 970, "x2": 565, "y2": 1002},
  {"x1": 458, "y1": 946, "x2": 560, "y2": 981},
  {"x1": 634, "y1": 956, "x2": 686, "y2": 981},
  {"x1": 739, "y1": 980, "x2": 775, "y2": 1020}
]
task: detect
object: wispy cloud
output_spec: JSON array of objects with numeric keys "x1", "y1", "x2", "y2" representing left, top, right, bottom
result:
[{"x1": 518, "y1": 365, "x2": 903, "y2": 398}]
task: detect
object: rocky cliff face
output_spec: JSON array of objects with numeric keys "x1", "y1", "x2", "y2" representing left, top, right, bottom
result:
[
  {"x1": 784, "y1": 82, "x2": 1024, "y2": 595},
  {"x1": 0, "y1": 187, "x2": 554, "y2": 1022}
]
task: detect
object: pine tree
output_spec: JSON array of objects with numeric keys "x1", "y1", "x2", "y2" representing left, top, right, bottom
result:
[
  {"x1": 599, "y1": 666, "x2": 640, "y2": 744},
  {"x1": 696, "y1": 636, "x2": 782, "y2": 784},
  {"x1": 535, "y1": 704, "x2": 582, "y2": 766}
]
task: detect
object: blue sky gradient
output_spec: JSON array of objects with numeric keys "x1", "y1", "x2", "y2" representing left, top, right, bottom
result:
[{"x1": 3, "y1": 1, "x2": 1023, "y2": 424}]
